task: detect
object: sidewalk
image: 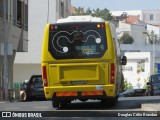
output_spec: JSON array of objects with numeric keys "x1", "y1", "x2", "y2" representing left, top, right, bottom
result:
[
  {"x1": 141, "y1": 103, "x2": 160, "y2": 111},
  {"x1": 0, "y1": 101, "x2": 6, "y2": 104}
]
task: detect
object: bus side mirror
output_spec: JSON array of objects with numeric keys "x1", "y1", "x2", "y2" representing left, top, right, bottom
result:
[{"x1": 121, "y1": 56, "x2": 127, "y2": 65}]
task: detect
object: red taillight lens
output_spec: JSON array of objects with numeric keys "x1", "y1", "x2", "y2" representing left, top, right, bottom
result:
[
  {"x1": 50, "y1": 25, "x2": 55, "y2": 30},
  {"x1": 101, "y1": 24, "x2": 104, "y2": 28},
  {"x1": 50, "y1": 25, "x2": 58, "y2": 30},
  {"x1": 97, "y1": 24, "x2": 105, "y2": 28},
  {"x1": 110, "y1": 63, "x2": 115, "y2": 84},
  {"x1": 42, "y1": 66, "x2": 48, "y2": 87}
]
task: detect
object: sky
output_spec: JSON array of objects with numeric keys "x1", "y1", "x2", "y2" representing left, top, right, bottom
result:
[{"x1": 71, "y1": 0, "x2": 160, "y2": 11}]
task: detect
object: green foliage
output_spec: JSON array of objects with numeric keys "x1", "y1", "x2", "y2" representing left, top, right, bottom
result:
[
  {"x1": 120, "y1": 74, "x2": 133, "y2": 92},
  {"x1": 120, "y1": 73, "x2": 125, "y2": 93},
  {"x1": 120, "y1": 32, "x2": 134, "y2": 44},
  {"x1": 124, "y1": 80, "x2": 133, "y2": 91},
  {"x1": 85, "y1": 7, "x2": 92, "y2": 15},
  {"x1": 143, "y1": 77, "x2": 149, "y2": 89},
  {"x1": 73, "y1": 7, "x2": 85, "y2": 15},
  {"x1": 72, "y1": 7, "x2": 113, "y2": 20}
]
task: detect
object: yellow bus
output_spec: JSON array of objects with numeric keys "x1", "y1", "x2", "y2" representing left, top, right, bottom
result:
[{"x1": 41, "y1": 16, "x2": 127, "y2": 108}]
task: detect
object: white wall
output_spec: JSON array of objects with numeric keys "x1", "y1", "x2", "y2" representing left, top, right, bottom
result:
[
  {"x1": 147, "y1": 24, "x2": 160, "y2": 37},
  {"x1": 142, "y1": 10, "x2": 160, "y2": 25},
  {"x1": 131, "y1": 24, "x2": 146, "y2": 44},
  {"x1": 123, "y1": 52, "x2": 151, "y2": 88},
  {"x1": 13, "y1": 64, "x2": 41, "y2": 82}
]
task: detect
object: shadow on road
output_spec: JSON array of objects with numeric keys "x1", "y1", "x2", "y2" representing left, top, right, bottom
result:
[{"x1": 57, "y1": 96, "x2": 160, "y2": 110}]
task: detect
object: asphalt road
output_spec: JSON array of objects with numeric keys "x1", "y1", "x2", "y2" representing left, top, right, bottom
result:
[
  {"x1": 0, "y1": 96, "x2": 160, "y2": 119},
  {"x1": 0, "y1": 96, "x2": 160, "y2": 111}
]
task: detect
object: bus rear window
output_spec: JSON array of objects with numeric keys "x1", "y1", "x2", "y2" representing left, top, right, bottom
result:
[{"x1": 48, "y1": 22, "x2": 107, "y2": 59}]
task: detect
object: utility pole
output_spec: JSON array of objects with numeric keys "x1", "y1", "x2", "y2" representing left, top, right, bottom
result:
[{"x1": 3, "y1": 0, "x2": 9, "y2": 101}]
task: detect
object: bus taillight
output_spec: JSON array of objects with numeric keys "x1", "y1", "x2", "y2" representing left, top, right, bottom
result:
[
  {"x1": 50, "y1": 25, "x2": 55, "y2": 30},
  {"x1": 101, "y1": 24, "x2": 104, "y2": 28},
  {"x1": 42, "y1": 66, "x2": 48, "y2": 87},
  {"x1": 97, "y1": 23, "x2": 105, "y2": 28},
  {"x1": 110, "y1": 63, "x2": 115, "y2": 84}
]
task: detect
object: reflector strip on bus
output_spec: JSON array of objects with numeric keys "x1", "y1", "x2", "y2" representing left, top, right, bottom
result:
[
  {"x1": 82, "y1": 91, "x2": 103, "y2": 96},
  {"x1": 56, "y1": 92, "x2": 77, "y2": 97}
]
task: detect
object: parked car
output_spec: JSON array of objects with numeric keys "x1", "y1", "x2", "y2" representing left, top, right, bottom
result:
[
  {"x1": 146, "y1": 73, "x2": 160, "y2": 96},
  {"x1": 119, "y1": 88, "x2": 146, "y2": 97},
  {"x1": 21, "y1": 75, "x2": 45, "y2": 101},
  {"x1": 20, "y1": 80, "x2": 29, "y2": 91}
]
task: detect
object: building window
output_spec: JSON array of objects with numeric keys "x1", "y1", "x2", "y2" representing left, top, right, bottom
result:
[
  {"x1": 150, "y1": 14, "x2": 154, "y2": 20},
  {"x1": 24, "y1": 3, "x2": 28, "y2": 30},
  {"x1": 0, "y1": 0, "x2": 3, "y2": 18},
  {"x1": 13, "y1": 0, "x2": 28, "y2": 30},
  {"x1": 17, "y1": 0, "x2": 22, "y2": 28}
]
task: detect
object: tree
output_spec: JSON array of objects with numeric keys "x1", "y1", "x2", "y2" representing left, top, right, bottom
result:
[
  {"x1": 120, "y1": 73, "x2": 125, "y2": 92},
  {"x1": 120, "y1": 32, "x2": 134, "y2": 44},
  {"x1": 150, "y1": 30, "x2": 157, "y2": 44},
  {"x1": 124, "y1": 80, "x2": 133, "y2": 91},
  {"x1": 85, "y1": 7, "x2": 92, "y2": 15},
  {"x1": 72, "y1": 7, "x2": 85, "y2": 15},
  {"x1": 72, "y1": 7, "x2": 113, "y2": 21},
  {"x1": 92, "y1": 8, "x2": 112, "y2": 20}
]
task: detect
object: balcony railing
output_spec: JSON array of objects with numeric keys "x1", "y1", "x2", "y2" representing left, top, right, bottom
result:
[
  {"x1": 13, "y1": 20, "x2": 28, "y2": 31},
  {"x1": 0, "y1": 18, "x2": 28, "y2": 31}
]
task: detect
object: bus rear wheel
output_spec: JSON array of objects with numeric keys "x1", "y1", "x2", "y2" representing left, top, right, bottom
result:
[
  {"x1": 52, "y1": 100, "x2": 70, "y2": 108},
  {"x1": 59, "y1": 100, "x2": 68, "y2": 108},
  {"x1": 52, "y1": 100, "x2": 59, "y2": 108},
  {"x1": 101, "y1": 96, "x2": 118, "y2": 107},
  {"x1": 108, "y1": 96, "x2": 118, "y2": 106}
]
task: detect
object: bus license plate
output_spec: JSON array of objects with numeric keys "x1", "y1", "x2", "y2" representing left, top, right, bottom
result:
[{"x1": 71, "y1": 81, "x2": 87, "y2": 85}]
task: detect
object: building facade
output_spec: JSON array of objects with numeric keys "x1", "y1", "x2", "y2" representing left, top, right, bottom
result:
[
  {"x1": 0, "y1": 0, "x2": 28, "y2": 100},
  {"x1": 14, "y1": 0, "x2": 71, "y2": 83},
  {"x1": 117, "y1": 21, "x2": 146, "y2": 45},
  {"x1": 122, "y1": 52, "x2": 151, "y2": 88},
  {"x1": 111, "y1": 10, "x2": 160, "y2": 26},
  {"x1": 121, "y1": 44, "x2": 160, "y2": 88},
  {"x1": 112, "y1": 10, "x2": 160, "y2": 88}
]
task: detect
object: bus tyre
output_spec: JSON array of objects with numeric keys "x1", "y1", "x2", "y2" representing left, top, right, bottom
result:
[
  {"x1": 59, "y1": 101, "x2": 68, "y2": 108},
  {"x1": 100, "y1": 99, "x2": 108, "y2": 107},
  {"x1": 52, "y1": 100, "x2": 59, "y2": 108},
  {"x1": 108, "y1": 96, "x2": 118, "y2": 106}
]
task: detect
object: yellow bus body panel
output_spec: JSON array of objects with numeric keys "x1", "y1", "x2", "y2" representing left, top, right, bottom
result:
[{"x1": 42, "y1": 21, "x2": 118, "y2": 100}]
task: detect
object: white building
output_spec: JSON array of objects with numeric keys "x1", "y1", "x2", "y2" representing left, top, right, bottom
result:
[
  {"x1": 121, "y1": 44, "x2": 160, "y2": 88},
  {"x1": 147, "y1": 24, "x2": 160, "y2": 37},
  {"x1": 111, "y1": 10, "x2": 160, "y2": 26},
  {"x1": 117, "y1": 21, "x2": 146, "y2": 45},
  {"x1": 14, "y1": 0, "x2": 71, "y2": 82},
  {"x1": 123, "y1": 52, "x2": 151, "y2": 88}
]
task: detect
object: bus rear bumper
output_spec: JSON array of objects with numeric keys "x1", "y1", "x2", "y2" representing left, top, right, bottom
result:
[{"x1": 44, "y1": 85, "x2": 116, "y2": 100}]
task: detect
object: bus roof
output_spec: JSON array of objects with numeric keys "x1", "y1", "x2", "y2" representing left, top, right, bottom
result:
[{"x1": 57, "y1": 16, "x2": 105, "y2": 23}]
